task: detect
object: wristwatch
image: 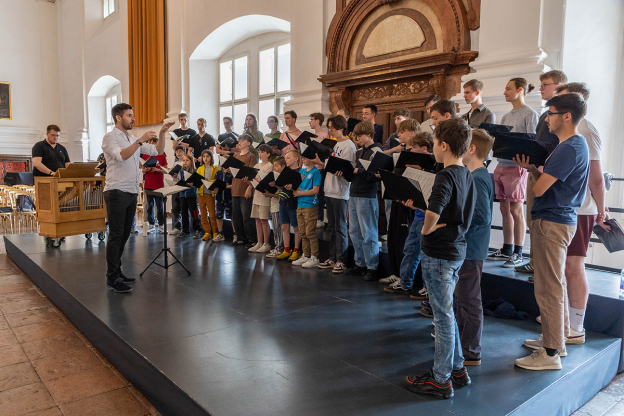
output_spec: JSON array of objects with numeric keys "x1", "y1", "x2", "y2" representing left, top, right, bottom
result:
[{"x1": 135, "y1": 139, "x2": 142, "y2": 146}]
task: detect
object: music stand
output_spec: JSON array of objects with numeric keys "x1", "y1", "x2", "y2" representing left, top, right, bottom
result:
[{"x1": 140, "y1": 189, "x2": 191, "y2": 277}]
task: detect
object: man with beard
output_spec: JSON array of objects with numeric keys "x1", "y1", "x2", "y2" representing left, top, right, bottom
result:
[
  {"x1": 102, "y1": 103, "x2": 174, "y2": 292},
  {"x1": 32, "y1": 125, "x2": 70, "y2": 176}
]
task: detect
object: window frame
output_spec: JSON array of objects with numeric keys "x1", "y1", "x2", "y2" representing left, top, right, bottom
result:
[
  {"x1": 218, "y1": 52, "x2": 250, "y2": 131},
  {"x1": 103, "y1": 0, "x2": 116, "y2": 19},
  {"x1": 105, "y1": 90, "x2": 121, "y2": 133},
  {"x1": 258, "y1": 41, "x2": 291, "y2": 120}
]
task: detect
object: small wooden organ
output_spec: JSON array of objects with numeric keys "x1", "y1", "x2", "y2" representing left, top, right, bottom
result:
[{"x1": 35, "y1": 163, "x2": 106, "y2": 246}]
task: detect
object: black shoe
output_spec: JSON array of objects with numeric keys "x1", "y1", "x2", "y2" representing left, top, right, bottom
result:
[
  {"x1": 235, "y1": 239, "x2": 245, "y2": 246},
  {"x1": 245, "y1": 241, "x2": 257, "y2": 249},
  {"x1": 107, "y1": 278, "x2": 132, "y2": 293},
  {"x1": 345, "y1": 266, "x2": 366, "y2": 276},
  {"x1": 363, "y1": 269, "x2": 379, "y2": 282},
  {"x1": 404, "y1": 371, "x2": 454, "y2": 399},
  {"x1": 119, "y1": 271, "x2": 135, "y2": 284},
  {"x1": 421, "y1": 300, "x2": 431, "y2": 309},
  {"x1": 420, "y1": 306, "x2": 433, "y2": 318},
  {"x1": 451, "y1": 367, "x2": 471, "y2": 387}
]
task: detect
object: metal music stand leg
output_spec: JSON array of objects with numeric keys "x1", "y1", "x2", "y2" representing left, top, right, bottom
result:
[{"x1": 140, "y1": 194, "x2": 191, "y2": 277}]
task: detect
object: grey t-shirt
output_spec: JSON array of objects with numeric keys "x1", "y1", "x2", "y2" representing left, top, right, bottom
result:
[{"x1": 498, "y1": 105, "x2": 538, "y2": 167}]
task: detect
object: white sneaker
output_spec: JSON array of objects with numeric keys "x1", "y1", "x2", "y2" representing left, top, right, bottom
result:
[
  {"x1": 248, "y1": 242, "x2": 263, "y2": 252},
  {"x1": 379, "y1": 275, "x2": 400, "y2": 284},
  {"x1": 266, "y1": 248, "x2": 279, "y2": 258},
  {"x1": 232, "y1": 235, "x2": 238, "y2": 243},
  {"x1": 515, "y1": 347, "x2": 562, "y2": 370},
  {"x1": 566, "y1": 328, "x2": 586, "y2": 344},
  {"x1": 292, "y1": 256, "x2": 310, "y2": 266},
  {"x1": 212, "y1": 234, "x2": 225, "y2": 242},
  {"x1": 316, "y1": 220, "x2": 324, "y2": 229},
  {"x1": 169, "y1": 229, "x2": 181, "y2": 236},
  {"x1": 302, "y1": 256, "x2": 320, "y2": 268},
  {"x1": 147, "y1": 226, "x2": 157, "y2": 234},
  {"x1": 158, "y1": 226, "x2": 165, "y2": 234},
  {"x1": 256, "y1": 243, "x2": 272, "y2": 253},
  {"x1": 523, "y1": 336, "x2": 567, "y2": 356}
]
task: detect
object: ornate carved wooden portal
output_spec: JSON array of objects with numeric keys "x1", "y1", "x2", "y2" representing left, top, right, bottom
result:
[{"x1": 320, "y1": 0, "x2": 480, "y2": 141}]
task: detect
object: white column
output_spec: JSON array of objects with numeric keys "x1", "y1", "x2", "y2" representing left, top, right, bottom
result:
[
  {"x1": 284, "y1": 0, "x2": 335, "y2": 130},
  {"x1": 451, "y1": 0, "x2": 550, "y2": 118},
  {"x1": 166, "y1": 0, "x2": 185, "y2": 121}
]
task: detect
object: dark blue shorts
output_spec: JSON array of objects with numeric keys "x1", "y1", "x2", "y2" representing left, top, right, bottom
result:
[
  {"x1": 279, "y1": 204, "x2": 298, "y2": 226},
  {"x1": 216, "y1": 200, "x2": 232, "y2": 220}
]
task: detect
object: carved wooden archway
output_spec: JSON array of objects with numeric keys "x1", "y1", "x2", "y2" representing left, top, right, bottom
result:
[{"x1": 320, "y1": 0, "x2": 480, "y2": 142}]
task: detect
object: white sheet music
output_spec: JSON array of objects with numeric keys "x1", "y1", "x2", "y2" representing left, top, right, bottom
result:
[
  {"x1": 229, "y1": 167, "x2": 240, "y2": 178},
  {"x1": 154, "y1": 185, "x2": 188, "y2": 196},
  {"x1": 164, "y1": 175, "x2": 176, "y2": 187},
  {"x1": 359, "y1": 160, "x2": 371, "y2": 170},
  {"x1": 201, "y1": 179, "x2": 214, "y2": 188},
  {"x1": 299, "y1": 143, "x2": 308, "y2": 153},
  {"x1": 169, "y1": 131, "x2": 179, "y2": 140},
  {"x1": 402, "y1": 167, "x2": 436, "y2": 206},
  {"x1": 393, "y1": 152, "x2": 401, "y2": 165}
]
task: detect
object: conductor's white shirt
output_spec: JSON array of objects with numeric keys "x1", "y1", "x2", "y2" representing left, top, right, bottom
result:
[{"x1": 102, "y1": 127, "x2": 159, "y2": 194}]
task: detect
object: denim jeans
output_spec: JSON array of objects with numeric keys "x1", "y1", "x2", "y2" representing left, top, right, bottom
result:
[
  {"x1": 325, "y1": 197, "x2": 348, "y2": 263},
  {"x1": 348, "y1": 197, "x2": 379, "y2": 270},
  {"x1": 399, "y1": 218, "x2": 424, "y2": 289},
  {"x1": 421, "y1": 252, "x2": 465, "y2": 383},
  {"x1": 104, "y1": 190, "x2": 137, "y2": 281},
  {"x1": 145, "y1": 193, "x2": 164, "y2": 226}
]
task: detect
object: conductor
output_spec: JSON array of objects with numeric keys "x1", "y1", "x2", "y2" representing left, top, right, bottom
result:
[{"x1": 102, "y1": 103, "x2": 174, "y2": 293}]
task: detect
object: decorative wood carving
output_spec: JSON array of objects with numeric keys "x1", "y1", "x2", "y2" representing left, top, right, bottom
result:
[
  {"x1": 0, "y1": 155, "x2": 32, "y2": 185},
  {"x1": 321, "y1": 0, "x2": 480, "y2": 142}
]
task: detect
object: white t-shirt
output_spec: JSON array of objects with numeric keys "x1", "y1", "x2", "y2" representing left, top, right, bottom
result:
[
  {"x1": 252, "y1": 162, "x2": 273, "y2": 206},
  {"x1": 324, "y1": 139, "x2": 356, "y2": 200},
  {"x1": 497, "y1": 105, "x2": 539, "y2": 167},
  {"x1": 577, "y1": 118, "x2": 602, "y2": 215}
]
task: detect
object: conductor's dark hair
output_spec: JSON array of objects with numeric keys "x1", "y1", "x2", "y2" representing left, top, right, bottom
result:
[
  {"x1": 363, "y1": 104, "x2": 378, "y2": 115},
  {"x1": 433, "y1": 118, "x2": 472, "y2": 158},
  {"x1": 545, "y1": 93, "x2": 587, "y2": 125},
  {"x1": 430, "y1": 99, "x2": 456, "y2": 118},
  {"x1": 112, "y1": 103, "x2": 133, "y2": 124}
]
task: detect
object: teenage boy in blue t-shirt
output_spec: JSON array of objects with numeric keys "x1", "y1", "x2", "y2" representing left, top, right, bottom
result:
[
  {"x1": 403, "y1": 118, "x2": 476, "y2": 399},
  {"x1": 513, "y1": 93, "x2": 590, "y2": 371},
  {"x1": 455, "y1": 129, "x2": 495, "y2": 366},
  {"x1": 291, "y1": 155, "x2": 322, "y2": 268}
]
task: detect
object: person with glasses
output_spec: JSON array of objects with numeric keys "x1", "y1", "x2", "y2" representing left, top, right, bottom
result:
[
  {"x1": 513, "y1": 93, "x2": 589, "y2": 371},
  {"x1": 515, "y1": 70, "x2": 568, "y2": 274},
  {"x1": 361, "y1": 104, "x2": 383, "y2": 144},
  {"x1": 487, "y1": 78, "x2": 538, "y2": 269}
]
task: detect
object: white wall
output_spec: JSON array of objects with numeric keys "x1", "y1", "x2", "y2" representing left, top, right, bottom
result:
[
  {"x1": 0, "y1": 0, "x2": 61, "y2": 155},
  {"x1": 561, "y1": 0, "x2": 624, "y2": 270}
]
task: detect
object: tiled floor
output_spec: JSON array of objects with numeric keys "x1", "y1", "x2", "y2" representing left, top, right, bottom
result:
[
  {"x1": 0, "y1": 232, "x2": 622, "y2": 416},
  {"x1": 0, "y1": 237, "x2": 159, "y2": 416}
]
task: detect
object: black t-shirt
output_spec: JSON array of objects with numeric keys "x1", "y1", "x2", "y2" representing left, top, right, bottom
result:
[
  {"x1": 350, "y1": 143, "x2": 382, "y2": 198},
  {"x1": 187, "y1": 133, "x2": 216, "y2": 159},
  {"x1": 173, "y1": 128, "x2": 197, "y2": 144},
  {"x1": 32, "y1": 140, "x2": 70, "y2": 176},
  {"x1": 421, "y1": 165, "x2": 476, "y2": 261}
]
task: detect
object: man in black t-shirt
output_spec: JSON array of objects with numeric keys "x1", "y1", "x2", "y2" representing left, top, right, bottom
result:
[
  {"x1": 32, "y1": 125, "x2": 71, "y2": 176},
  {"x1": 172, "y1": 113, "x2": 197, "y2": 150},
  {"x1": 187, "y1": 118, "x2": 216, "y2": 166}
]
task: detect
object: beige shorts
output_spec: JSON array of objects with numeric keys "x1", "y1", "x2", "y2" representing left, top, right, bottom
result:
[{"x1": 251, "y1": 204, "x2": 271, "y2": 220}]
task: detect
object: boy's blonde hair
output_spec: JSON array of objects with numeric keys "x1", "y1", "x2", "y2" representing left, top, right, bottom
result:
[
  {"x1": 469, "y1": 129, "x2": 494, "y2": 161},
  {"x1": 397, "y1": 119, "x2": 421, "y2": 133},
  {"x1": 181, "y1": 155, "x2": 195, "y2": 173}
]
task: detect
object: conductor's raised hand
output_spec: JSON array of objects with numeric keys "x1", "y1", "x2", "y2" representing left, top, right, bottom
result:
[
  {"x1": 140, "y1": 131, "x2": 158, "y2": 143},
  {"x1": 513, "y1": 154, "x2": 532, "y2": 170},
  {"x1": 160, "y1": 121, "x2": 175, "y2": 133}
]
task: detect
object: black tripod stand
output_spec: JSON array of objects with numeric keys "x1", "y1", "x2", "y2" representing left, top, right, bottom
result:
[{"x1": 140, "y1": 190, "x2": 191, "y2": 277}]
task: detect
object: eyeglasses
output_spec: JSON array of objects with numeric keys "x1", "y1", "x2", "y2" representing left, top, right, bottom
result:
[
  {"x1": 540, "y1": 82, "x2": 557, "y2": 89},
  {"x1": 547, "y1": 111, "x2": 565, "y2": 116}
]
